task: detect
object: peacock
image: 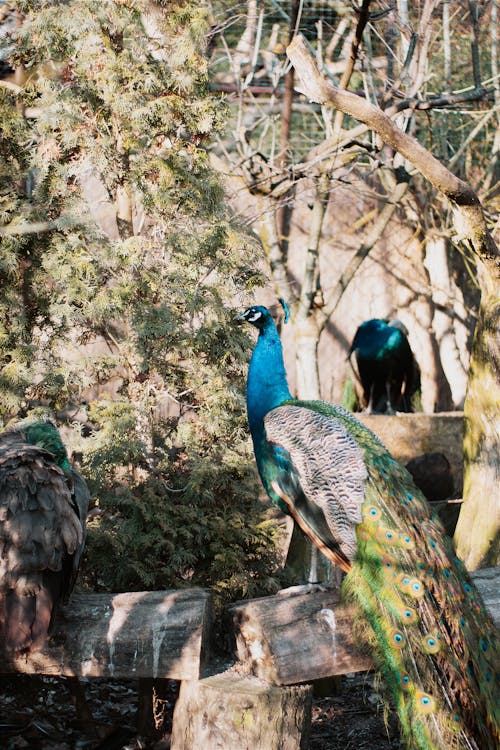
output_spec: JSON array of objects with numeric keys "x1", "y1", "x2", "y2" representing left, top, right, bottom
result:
[
  {"x1": 0, "y1": 420, "x2": 89, "y2": 655},
  {"x1": 238, "y1": 303, "x2": 498, "y2": 750},
  {"x1": 349, "y1": 317, "x2": 419, "y2": 413}
]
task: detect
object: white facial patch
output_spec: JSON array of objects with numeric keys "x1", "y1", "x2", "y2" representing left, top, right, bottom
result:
[{"x1": 246, "y1": 310, "x2": 262, "y2": 322}]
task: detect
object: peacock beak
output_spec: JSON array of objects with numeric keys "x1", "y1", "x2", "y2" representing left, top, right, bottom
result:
[{"x1": 235, "y1": 310, "x2": 248, "y2": 325}]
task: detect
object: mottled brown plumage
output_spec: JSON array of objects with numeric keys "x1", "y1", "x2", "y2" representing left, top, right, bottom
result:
[{"x1": 0, "y1": 422, "x2": 89, "y2": 655}]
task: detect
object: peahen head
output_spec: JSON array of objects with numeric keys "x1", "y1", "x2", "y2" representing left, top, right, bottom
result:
[{"x1": 238, "y1": 304, "x2": 292, "y2": 434}]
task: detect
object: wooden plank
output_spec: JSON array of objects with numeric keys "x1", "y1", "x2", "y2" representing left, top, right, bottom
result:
[
  {"x1": 170, "y1": 672, "x2": 312, "y2": 750},
  {"x1": 1, "y1": 589, "x2": 212, "y2": 680},
  {"x1": 229, "y1": 568, "x2": 499, "y2": 685}
]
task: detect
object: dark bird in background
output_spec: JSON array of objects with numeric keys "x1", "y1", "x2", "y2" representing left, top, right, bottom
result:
[
  {"x1": 349, "y1": 317, "x2": 419, "y2": 413},
  {"x1": 238, "y1": 303, "x2": 498, "y2": 750},
  {"x1": 0, "y1": 421, "x2": 89, "y2": 655}
]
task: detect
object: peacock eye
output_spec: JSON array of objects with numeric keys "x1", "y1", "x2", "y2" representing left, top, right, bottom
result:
[{"x1": 246, "y1": 310, "x2": 262, "y2": 322}]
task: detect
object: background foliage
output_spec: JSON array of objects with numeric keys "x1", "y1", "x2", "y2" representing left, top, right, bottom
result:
[{"x1": 0, "y1": 0, "x2": 285, "y2": 603}]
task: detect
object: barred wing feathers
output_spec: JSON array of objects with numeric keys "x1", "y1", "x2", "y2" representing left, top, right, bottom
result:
[{"x1": 264, "y1": 404, "x2": 367, "y2": 570}]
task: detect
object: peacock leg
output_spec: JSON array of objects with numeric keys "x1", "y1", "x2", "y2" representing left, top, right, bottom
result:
[
  {"x1": 367, "y1": 384, "x2": 375, "y2": 414},
  {"x1": 307, "y1": 545, "x2": 317, "y2": 583},
  {"x1": 385, "y1": 382, "x2": 396, "y2": 414}
]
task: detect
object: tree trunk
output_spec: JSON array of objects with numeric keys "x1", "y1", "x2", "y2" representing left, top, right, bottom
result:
[
  {"x1": 424, "y1": 236, "x2": 469, "y2": 409},
  {"x1": 454, "y1": 292, "x2": 500, "y2": 568},
  {"x1": 294, "y1": 318, "x2": 321, "y2": 401}
]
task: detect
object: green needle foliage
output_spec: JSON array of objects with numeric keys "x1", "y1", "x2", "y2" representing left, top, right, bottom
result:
[{"x1": 0, "y1": 0, "x2": 283, "y2": 603}]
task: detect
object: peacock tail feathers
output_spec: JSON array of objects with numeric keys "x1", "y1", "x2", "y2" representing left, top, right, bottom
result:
[{"x1": 337, "y1": 412, "x2": 499, "y2": 750}]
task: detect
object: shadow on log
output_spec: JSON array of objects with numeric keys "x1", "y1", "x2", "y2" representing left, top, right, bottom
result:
[{"x1": 1, "y1": 589, "x2": 212, "y2": 680}]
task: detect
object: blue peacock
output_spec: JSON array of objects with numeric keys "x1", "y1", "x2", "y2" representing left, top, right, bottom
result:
[
  {"x1": 238, "y1": 303, "x2": 498, "y2": 750},
  {"x1": 0, "y1": 420, "x2": 89, "y2": 655},
  {"x1": 349, "y1": 317, "x2": 419, "y2": 413}
]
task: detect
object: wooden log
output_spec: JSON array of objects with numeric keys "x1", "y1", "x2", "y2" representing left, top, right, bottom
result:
[
  {"x1": 229, "y1": 588, "x2": 370, "y2": 685},
  {"x1": 229, "y1": 568, "x2": 499, "y2": 685},
  {"x1": 170, "y1": 672, "x2": 312, "y2": 750},
  {"x1": 1, "y1": 589, "x2": 212, "y2": 680}
]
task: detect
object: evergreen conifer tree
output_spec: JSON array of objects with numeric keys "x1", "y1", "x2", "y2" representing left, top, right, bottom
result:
[{"x1": 0, "y1": 0, "x2": 282, "y2": 601}]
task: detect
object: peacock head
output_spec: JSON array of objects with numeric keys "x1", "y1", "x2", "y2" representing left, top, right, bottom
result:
[
  {"x1": 237, "y1": 299, "x2": 290, "y2": 331},
  {"x1": 236, "y1": 305, "x2": 272, "y2": 330}
]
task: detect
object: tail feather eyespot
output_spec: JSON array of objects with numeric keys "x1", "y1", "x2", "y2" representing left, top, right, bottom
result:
[
  {"x1": 414, "y1": 691, "x2": 436, "y2": 714},
  {"x1": 363, "y1": 505, "x2": 382, "y2": 521},
  {"x1": 407, "y1": 578, "x2": 425, "y2": 599},
  {"x1": 422, "y1": 634, "x2": 441, "y2": 654},
  {"x1": 389, "y1": 629, "x2": 406, "y2": 649},
  {"x1": 357, "y1": 524, "x2": 371, "y2": 541},
  {"x1": 375, "y1": 527, "x2": 397, "y2": 545},
  {"x1": 449, "y1": 713, "x2": 463, "y2": 733},
  {"x1": 398, "y1": 605, "x2": 418, "y2": 625},
  {"x1": 398, "y1": 672, "x2": 411, "y2": 691},
  {"x1": 397, "y1": 531, "x2": 415, "y2": 550},
  {"x1": 380, "y1": 555, "x2": 396, "y2": 570},
  {"x1": 395, "y1": 573, "x2": 412, "y2": 592}
]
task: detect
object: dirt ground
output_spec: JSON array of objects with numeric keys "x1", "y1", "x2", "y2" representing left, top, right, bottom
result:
[{"x1": 0, "y1": 671, "x2": 402, "y2": 749}]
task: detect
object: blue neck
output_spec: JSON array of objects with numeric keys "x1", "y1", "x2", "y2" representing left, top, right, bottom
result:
[{"x1": 247, "y1": 321, "x2": 292, "y2": 439}]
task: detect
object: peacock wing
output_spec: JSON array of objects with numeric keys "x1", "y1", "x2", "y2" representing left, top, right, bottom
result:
[{"x1": 264, "y1": 404, "x2": 367, "y2": 567}]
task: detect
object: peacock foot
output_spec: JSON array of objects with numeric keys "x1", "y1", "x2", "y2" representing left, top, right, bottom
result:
[{"x1": 277, "y1": 582, "x2": 330, "y2": 597}]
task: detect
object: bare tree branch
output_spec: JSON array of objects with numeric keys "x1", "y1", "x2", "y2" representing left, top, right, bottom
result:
[
  {"x1": 286, "y1": 35, "x2": 498, "y2": 282},
  {"x1": 332, "y1": 0, "x2": 372, "y2": 139}
]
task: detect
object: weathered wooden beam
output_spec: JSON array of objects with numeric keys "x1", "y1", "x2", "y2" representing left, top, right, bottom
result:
[
  {"x1": 170, "y1": 672, "x2": 312, "y2": 750},
  {"x1": 229, "y1": 568, "x2": 499, "y2": 685},
  {"x1": 1, "y1": 589, "x2": 212, "y2": 680}
]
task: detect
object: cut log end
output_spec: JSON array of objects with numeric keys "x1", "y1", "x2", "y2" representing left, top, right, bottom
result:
[{"x1": 171, "y1": 672, "x2": 313, "y2": 750}]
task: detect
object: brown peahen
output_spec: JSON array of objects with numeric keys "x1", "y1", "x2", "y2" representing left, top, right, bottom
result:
[
  {"x1": 0, "y1": 420, "x2": 89, "y2": 654},
  {"x1": 238, "y1": 303, "x2": 499, "y2": 750}
]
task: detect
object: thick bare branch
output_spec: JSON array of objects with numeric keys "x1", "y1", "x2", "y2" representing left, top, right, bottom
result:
[
  {"x1": 332, "y1": 0, "x2": 372, "y2": 139},
  {"x1": 0, "y1": 220, "x2": 59, "y2": 236},
  {"x1": 286, "y1": 35, "x2": 499, "y2": 281}
]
